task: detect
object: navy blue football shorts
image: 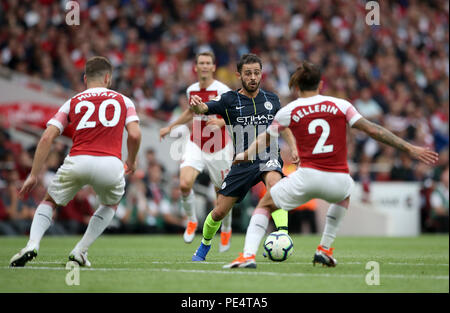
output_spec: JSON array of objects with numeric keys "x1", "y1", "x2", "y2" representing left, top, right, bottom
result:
[{"x1": 218, "y1": 158, "x2": 284, "y2": 203}]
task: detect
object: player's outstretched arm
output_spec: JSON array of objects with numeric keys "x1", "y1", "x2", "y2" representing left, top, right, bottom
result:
[
  {"x1": 125, "y1": 121, "x2": 142, "y2": 174},
  {"x1": 189, "y1": 95, "x2": 209, "y2": 114},
  {"x1": 159, "y1": 108, "x2": 194, "y2": 140},
  {"x1": 19, "y1": 125, "x2": 60, "y2": 199},
  {"x1": 352, "y1": 117, "x2": 439, "y2": 165}
]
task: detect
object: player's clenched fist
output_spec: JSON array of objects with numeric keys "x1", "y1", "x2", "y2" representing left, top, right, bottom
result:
[
  {"x1": 189, "y1": 95, "x2": 208, "y2": 114},
  {"x1": 190, "y1": 94, "x2": 202, "y2": 106},
  {"x1": 125, "y1": 160, "x2": 137, "y2": 175},
  {"x1": 159, "y1": 126, "x2": 171, "y2": 141}
]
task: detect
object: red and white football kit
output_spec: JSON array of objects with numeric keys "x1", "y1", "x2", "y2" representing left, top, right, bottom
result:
[
  {"x1": 47, "y1": 87, "x2": 139, "y2": 206},
  {"x1": 267, "y1": 95, "x2": 362, "y2": 210},
  {"x1": 182, "y1": 80, "x2": 233, "y2": 188}
]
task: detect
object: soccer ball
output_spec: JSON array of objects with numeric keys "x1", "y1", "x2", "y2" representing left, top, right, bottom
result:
[{"x1": 263, "y1": 231, "x2": 294, "y2": 262}]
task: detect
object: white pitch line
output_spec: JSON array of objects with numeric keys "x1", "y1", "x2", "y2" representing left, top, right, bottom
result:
[
  {"x1": 29, "y1": 261, "x2": 63, "y2": 265},
  {"x1": 340, "y1": 261, "x2": 449, "y2": 266},
  {"x1": 29, "y1": 260, "x2": 450, "y2": 266},
  {"x1": 3, "y1": 266, "x2": 448, "y2": 280}
]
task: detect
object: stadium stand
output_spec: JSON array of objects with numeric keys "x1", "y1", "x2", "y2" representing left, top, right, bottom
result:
[{"x1": 0, "y1": 0, "x2": 448, "y2": 235}]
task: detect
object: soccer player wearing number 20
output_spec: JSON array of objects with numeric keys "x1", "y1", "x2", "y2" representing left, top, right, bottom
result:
[
  {"x1": 10, "y1": 56, "x2": 141, "y2": 267},
  {"x1": 234, "y1": 61, "x2": 438, "y2": 267}
]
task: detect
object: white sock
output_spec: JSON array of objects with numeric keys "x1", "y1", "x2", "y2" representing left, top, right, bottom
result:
[
  {"x1": 221, "y1": 209, "x2": 232, "y2": 233},
  {"x1": 181, "y1": 190, "x2": 197, "y2": 222},
  {"x1": 243, "y1": 209, "x2": 269, "y2": 257},
  {"x1": 75, "y1": 205, "x2": 115, "y2": 252},
  {"x1": 28, "y1": 202, "x2": 54, "y2": 250},
  {"x1": 320, "y1": 204, "x2": 347, "y2": 249}
]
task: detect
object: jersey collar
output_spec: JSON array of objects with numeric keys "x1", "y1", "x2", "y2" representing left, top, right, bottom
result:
[{"x1": 236, "y1": 88, "x2": 261, "y2": 99}]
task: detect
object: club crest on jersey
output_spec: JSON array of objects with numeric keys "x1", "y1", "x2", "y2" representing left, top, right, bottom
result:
[
  {"x1": 265, "y1": 159, "x2": 281, "y2": 168},
  {"x1": 264, "y1": 101, "x2": 273, "y2": 111},
  {"x1": 221, "y1": 181, "x2": 227, "y2": 190}
]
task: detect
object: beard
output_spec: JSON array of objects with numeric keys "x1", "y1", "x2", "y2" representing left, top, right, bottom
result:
[{"x1": 241, "y1": 79, "x2": 260, "y2": 93}]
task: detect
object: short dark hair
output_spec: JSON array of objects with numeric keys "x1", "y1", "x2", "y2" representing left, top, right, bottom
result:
[
  {"x1": 85, "y1": 56, "x2": 112, "y2": 80},
  {"x1": 195, "y1": 51, "x2": 216, "y2": 64},
  {"x1": 237, "y1": 53, "x2": 262, "y2": 73},
  {"x1": 289, "y1": 61, "x2": 321, "y2": 91}
]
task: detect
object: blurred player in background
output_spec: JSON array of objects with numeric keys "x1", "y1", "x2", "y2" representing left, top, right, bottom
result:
[
  {"x1": 189, "y1": 53, "x2": 298, "y2": 267},
  {"x1": 10, "y1": 56, "x2": 141, "y2": 267},
  {"x1": 233, "y1": 61, "x2": 439, "y2": 267},
  {"x1": 160, "y1": 51, "x2": 234, "y2": 252}
]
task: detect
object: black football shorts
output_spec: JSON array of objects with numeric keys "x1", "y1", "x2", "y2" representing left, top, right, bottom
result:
[{"x1": 218, "y1": 158, "x2": 284, "y2": 203}]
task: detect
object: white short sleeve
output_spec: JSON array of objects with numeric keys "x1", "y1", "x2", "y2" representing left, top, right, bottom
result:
[
  {"x1": 267, "y1": 105, "x2": 292, "y2": 137},
  {"x1": 47, "y1": 99, "x2": 71, "y2": 134},
  {"x1": 334, "y1": 98, "x2": 363, "y2": 126},
  {"x1": 347, "y1": 105, "x2": 363, "y2": 126},
  {"x1": 123, "y1": 96, "x2": 140, "y2": 125}
]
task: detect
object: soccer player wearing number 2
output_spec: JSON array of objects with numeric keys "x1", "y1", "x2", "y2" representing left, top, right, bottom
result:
[
  {"x1": 9, "y1": 56, "x2": 141, "y2": 267},
  {"x1": 233, "y1": 61, "x2": 438, "y2": 267}
]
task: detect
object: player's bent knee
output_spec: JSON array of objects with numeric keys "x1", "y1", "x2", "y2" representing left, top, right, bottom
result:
[
  {"x1": 212, "y1": 207, "x2": 228, "y2": 221},
  {"x1": 257, "y1": 191, "x2": 277, "y2": 210},
  {"x1": 266, "y1": 181, "x2": 277, "y2": 190},
  {"x1": 212, "y1": 195, "x2": 236, "y2": 221},
  {"x1": 253, "y1": 207, "x2": 271, "y2": 218},
  {"x1": 211, "y1": 210, "x2": 224, "y2": 221},
  {"x1": 336, "y1": 197, "x2": 350, "y2": 209},
  {"x1": 42, "y1": 193, "x2": 59, "y2": 211},
  {"x1": 264, "y1": 172, "x2": 282, "y2": 190},
  {"x1": 102, "y1": 203, "x2": 119, "y2": 211},
  {"x1": 179, "y1": 179, "x2": 194, "y2": 195}
]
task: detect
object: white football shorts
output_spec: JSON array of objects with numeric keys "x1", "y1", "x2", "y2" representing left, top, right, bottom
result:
[
  {"x1": 48, "y1": 155, "x2": 125, "y2": 206},
  {"x1": 180, "y1": 140, "x2": 233, "y2": 189},
  {"x1": 270, "y1": 166, "x2": 355, "y2": 211}
]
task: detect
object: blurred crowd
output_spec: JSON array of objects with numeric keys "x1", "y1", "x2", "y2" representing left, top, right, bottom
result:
[{"x1": 0, "y1": 0, "x2": 448, "y2": 234}]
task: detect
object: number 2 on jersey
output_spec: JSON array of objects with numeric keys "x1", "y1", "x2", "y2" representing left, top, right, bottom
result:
[
  {"x1": 75, "y1": 99, "x2": 121, "y2": 130},
  {"x1": 308, "y1": 118, "x2": 334, "y2": 154}
]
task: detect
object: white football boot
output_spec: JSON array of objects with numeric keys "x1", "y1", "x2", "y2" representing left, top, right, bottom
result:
[
  {"x1": 10, "y1": 244, "x2": 38, "y2": 267},
  {"x1": 218, "y1": 230, "x2": 231, "y2": 252},
  {"x1": 69, "y1": 249, "x2": 91, "y2": 267},
  {"x1": 183, "y1": 221, "x2": 198, "y2": 243}
]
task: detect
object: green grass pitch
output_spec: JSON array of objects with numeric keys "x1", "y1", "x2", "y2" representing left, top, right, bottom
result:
[{"x1": 0, "y1": 234, "x2": 448, "y2": 293}]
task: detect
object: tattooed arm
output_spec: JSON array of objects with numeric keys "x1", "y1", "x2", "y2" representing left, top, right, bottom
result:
[{"x1": 352, "y1": 118, "x2": 438, "y2": 165}]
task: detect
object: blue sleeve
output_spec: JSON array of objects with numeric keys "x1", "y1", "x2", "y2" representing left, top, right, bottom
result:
[{"x1": 205, "y1": 93, "x2": 228, "y2": 116}]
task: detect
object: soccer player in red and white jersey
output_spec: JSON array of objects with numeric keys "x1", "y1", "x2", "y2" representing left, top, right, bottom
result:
[
  {"x1": 230, "y1": 61, "x2": 438, "y2": 267},
  {"x1": 160, "y1": 51, "x2": 234, "y2": 252},
  {"x1": 10, "y1": 56, "x2": 141, "y2": 267}
]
